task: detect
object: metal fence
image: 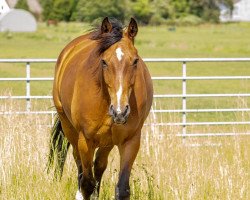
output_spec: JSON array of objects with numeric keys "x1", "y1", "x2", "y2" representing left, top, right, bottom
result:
[{"x1": 1, "y1": 58, "x2": 250, "y2": 137}]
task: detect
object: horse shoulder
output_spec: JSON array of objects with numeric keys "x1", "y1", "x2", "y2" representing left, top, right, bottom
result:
[
  {"x1": 141, "y1": 60, "x2": 153, "y2": 113},
  {"x1": 134, "y1": 60, "x2": 153, "y2": 115},
  {"x1": 53, "y1": 34, "x2": 96, "y2": 115},
  {"x1": 71, "y1": 80, "x2": 112, "y2": 136}
]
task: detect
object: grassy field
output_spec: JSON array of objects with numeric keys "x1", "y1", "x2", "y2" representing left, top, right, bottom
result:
[
  {"x1": 0, "y1": 22, "x2": 250, "y2": 199},
  {"x1": 1, "y1": 22, "x2": 250, "y2": 58},
  {"x1": 0, "y1": 101, "x2": 249, "y2": 199}
]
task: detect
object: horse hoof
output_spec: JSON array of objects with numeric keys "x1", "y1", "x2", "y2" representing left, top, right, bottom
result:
[{"x1": 75, "y1": 190, "x2": 84, "y2": 200}]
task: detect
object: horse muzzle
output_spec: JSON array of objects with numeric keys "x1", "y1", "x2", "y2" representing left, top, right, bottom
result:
[{"x1": 109, "y1": 104, "x2": 130, "y2": 124}]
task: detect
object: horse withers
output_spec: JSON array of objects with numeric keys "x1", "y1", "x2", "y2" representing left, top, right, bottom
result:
[{"x1": 48, "y1": 17, "x2": 153, "y2": 200}]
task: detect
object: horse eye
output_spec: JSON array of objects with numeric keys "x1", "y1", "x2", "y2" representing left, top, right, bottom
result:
[
  {"x1": 101, "y1": 59, "x2": 108, "y2": 68},
  {"x1": 132, "y1": 58, "x2": 139, "y2": 66}
]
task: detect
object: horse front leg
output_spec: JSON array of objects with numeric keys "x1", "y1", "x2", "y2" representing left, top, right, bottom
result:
[
  {"x1": 116, "y1": 132, "x2": 141, "y2": 200},
  {"x1": 77, "y1": 132, "x2": 96, "y2": 200},
  {"x1": 93, "y1": 145, "x2": 114, "y2": 197},
  {"x1": 72, "y1": 148, "x2": 87, "y2": 200}
]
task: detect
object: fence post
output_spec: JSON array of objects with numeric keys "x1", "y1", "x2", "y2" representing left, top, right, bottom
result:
[
  {"x1": 182, "y1": 61, "x2": 187, "y2": 137},
  {"x1": 26, "y1": 62, "x2": 31, "y2": 112}
]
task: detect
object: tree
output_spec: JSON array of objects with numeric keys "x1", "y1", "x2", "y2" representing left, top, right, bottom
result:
[
  {"x1": 15, "y1": 0, "x2": 29, "y2": 11},
  {"x1": 169, "y1": 0, "x2": 189, "y2": 19},
  {"x1": 129, "y1": 0, "x2": 153, "y2": 24},
  {"x1": 41, "y1": 0, "x2": 77, "y2": 21},
  {"x1": 72, "y1": 0, "x2": 127, "y2": 23},
  {"x1": 41, "y1": 0, "x2": 54, "y2": 21},
  {"x1": 40, "y1": 0, "x2": 234, "y2": 24},
  {"x1": 51, "y1": 0, "x2": 77, "y2": 21},
  {"x1": 189, "y1": 0, "x2": 234, "y2": 23}
]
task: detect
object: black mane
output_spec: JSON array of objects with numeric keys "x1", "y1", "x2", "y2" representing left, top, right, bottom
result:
[{"x1": 91, "y1": 18, "x2": 123, "y2": 55}]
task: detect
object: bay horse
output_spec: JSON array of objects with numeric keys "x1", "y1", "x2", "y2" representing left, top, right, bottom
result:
[{"x1": 48, "y1": 17, "x2": 153, "y2": 200}]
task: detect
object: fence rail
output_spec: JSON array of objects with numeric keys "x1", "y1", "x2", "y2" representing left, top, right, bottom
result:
[{"x1": 1, "y1": 58, "x2": 250, "y2": 137}]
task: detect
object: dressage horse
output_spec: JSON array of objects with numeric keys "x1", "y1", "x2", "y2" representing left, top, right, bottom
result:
[{"x1": 48, "y1": 17, "x2": 153, "y2": 200}]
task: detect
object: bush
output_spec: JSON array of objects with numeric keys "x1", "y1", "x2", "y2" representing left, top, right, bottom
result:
[
  {"x1": 15, "y1": 0, "x2": 29, "y2": 11},
  {"x1": 203, "y1": 9, "x2": 220, "y2": 23},
  {"x1": 177, "y1": 15, "x2": 203, "y2": 26},
  {"x1": 149, "y1": 14, "x2": 167, "y2": 25}
]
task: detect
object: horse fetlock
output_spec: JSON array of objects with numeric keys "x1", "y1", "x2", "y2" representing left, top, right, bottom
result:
[
  {"x1": 90, "y1": 189, "x2": 99, "y2": 200},
  {"x1": 115, "y1": 186, "x2": 130, "y2": 200}
]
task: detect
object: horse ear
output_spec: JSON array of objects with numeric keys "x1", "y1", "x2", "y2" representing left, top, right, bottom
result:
[
  {"x1": 127, "y1": 18, "x2": 138, "y2": 40},
  {"x1": 101, "y1": 17, "x2": 112, "y2": 33}
]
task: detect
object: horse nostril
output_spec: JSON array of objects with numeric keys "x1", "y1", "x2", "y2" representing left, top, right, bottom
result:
[
  {"x1": 123, "y1": 105, "x2": 130, "y2": 117},
  {"x1": 109, "y1": 104, "x2": 130, "y2": 122},
  {"x1": 125, "y1": 105, "x2": 129, "y2": 111},
  {"x1": 109, "y1": 105, "x2": 116, "y2": 117}
]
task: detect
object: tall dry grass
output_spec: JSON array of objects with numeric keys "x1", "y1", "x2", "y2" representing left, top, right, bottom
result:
[{"x1": 0, "y1": 99, "x2": 249, "y2": 199}]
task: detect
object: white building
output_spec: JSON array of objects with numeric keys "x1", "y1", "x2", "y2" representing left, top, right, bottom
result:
[
  {"x1": 0, "y1": 0, "x2": 37, "y2": 32},
  {"x1": 0, "y1": 0, "x2": 10, "y2": 16},
  {"x1": 220, "y1": 0, "x2": 250, "y2": 22}
]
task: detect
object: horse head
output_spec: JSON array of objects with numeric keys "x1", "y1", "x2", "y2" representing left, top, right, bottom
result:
[{"x1": 100, "y1": 17, "x2": 139, "y2": 124}]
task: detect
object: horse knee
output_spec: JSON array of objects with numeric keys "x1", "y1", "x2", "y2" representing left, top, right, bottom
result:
[{"x1": 94, "y1": 159, "x2": 107, "y2": 179}]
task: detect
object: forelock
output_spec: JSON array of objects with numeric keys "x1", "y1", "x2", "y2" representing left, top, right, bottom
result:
[{"x1": 91, "y1": 18, "x2": 124, "y2": 55}]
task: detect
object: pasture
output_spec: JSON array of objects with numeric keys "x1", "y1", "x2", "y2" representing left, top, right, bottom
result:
[{"x1": 0, "y1": 22, "x2": 250, "y2": 199}]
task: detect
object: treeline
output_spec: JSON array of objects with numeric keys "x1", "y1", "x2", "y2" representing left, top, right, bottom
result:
[{"x1": 17, "y1": 0, "x2": 234, "y2": 25}]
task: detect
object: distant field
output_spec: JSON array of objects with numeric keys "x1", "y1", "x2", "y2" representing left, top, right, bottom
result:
[
  {"x1": 1, "y1": 22, "x2": 250, "y2": 58},
  {"x1": 0, "y1": 22, "x2": 250, "y2": 132}
]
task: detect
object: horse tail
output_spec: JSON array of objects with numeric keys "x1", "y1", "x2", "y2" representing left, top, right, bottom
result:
[{"x1": 47, "y1": 115, "x2": 70, "y2": 179}]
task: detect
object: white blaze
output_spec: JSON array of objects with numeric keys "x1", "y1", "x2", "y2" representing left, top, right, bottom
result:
[
  {"x1": 116, "y1": 47, "x2": 124, "y2": 61},
  {"x1": 75, "y1": 190, "x2": 83, "y2": 200},
  {"x1": 116, "y1": 84, "x2": 122, "y2": 113},
  {"x1": 115, "y1": 47, "x2": 124, "y2": 113}
]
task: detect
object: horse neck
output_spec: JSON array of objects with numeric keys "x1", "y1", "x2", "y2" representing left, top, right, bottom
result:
[{"x1": 83, "y1": 51, "x2": 109, "y2": 99}]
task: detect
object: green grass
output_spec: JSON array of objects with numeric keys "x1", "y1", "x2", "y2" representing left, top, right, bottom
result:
[{"x1": 1, "y1": 22, "x2": 250, "y2": 58}]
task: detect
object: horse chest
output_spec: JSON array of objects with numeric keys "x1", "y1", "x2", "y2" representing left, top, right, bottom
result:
[
  {"x1": 84, "y1": 117, "x2": 138, "y2": 146},
  {"x1": 81, "y1": 116, "x2": 112, "y2": 147},
  {"x1": 94, "y1": 123, "x2": 113, "y2": 147}
]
